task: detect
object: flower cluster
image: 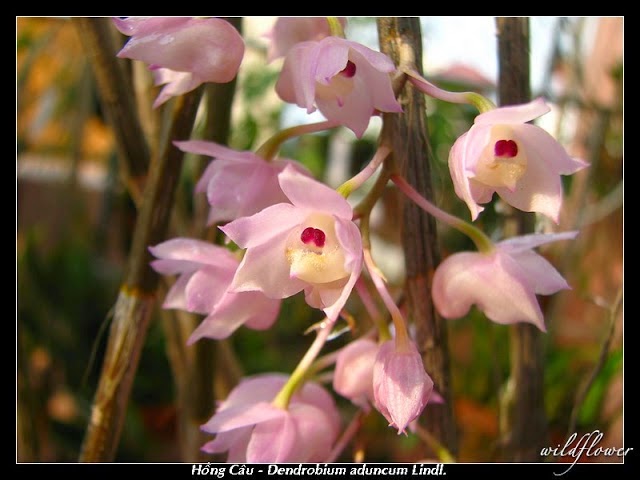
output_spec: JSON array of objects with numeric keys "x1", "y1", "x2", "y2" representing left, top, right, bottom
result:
[{"x1": 112, "y1": 17, "x2": 587, "y2": 462}]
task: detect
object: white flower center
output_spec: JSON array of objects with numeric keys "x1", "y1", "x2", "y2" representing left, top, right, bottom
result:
[
  {"x1": 474, "y1": 125, "x2": 528, "y2": 190},
  {"x1": 285, "y1": 213, "x2": 349, "y2": 284}
]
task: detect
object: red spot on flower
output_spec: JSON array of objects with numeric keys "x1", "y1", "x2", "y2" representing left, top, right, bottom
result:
[
  {"x1": 301, "y1": 227, "x2": 326, "y2": 247},
  {"x1": 341, "y1": 61, "x2": 356, "y2": 78},
  {"x1": 495, "y1": 139, "x2": 518, "y2": 158}
]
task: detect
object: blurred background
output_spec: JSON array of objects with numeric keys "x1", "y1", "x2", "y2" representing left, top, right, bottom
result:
[{"x1": 16, "y1": 17, "x2": 622, "y2": 462}]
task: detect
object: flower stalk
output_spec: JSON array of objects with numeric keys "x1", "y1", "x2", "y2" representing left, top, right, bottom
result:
[
  {"x1": 363, "y1": 249, "x2": 411, "y2": 350},
  {"x1": 327, "y1": 17, "x2": 346, "y2": 38},
  {"x1": 337, "y1": 144, "x2": 391, "y2": 198},
  {"x1": 255, "y1": 120, "x2": 340, "y2": 160},
  {"x1": 272, "y1": 318, "x2": 334, "y2": 409},
  {"x1": 404, "y1": 67, "x2": 496, "y2": 113},
  {"x1": 391, "y1": 173, "x2": 494, "y2": 253}
]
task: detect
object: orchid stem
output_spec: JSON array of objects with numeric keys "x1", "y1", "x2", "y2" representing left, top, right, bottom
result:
[
  {"x1": 391, "y1": 173, "x2": 494, "y2": 253},
  {"x1": 337, "y1": 144, "x2": 391, "y2": 198},
  {"x1": 404, "y1": 67, "x2": 496, "y2": 113},
  {"x1": 353, "y1": 161, "x2": 393, "y2": 225},
  {"x1": 272, "y1": 319, "x2": 334, "y2": 409},
  {"x1": 363, "y1": 249, "x2": 411, "y2": 350},
  {"x1": 256, "y1": 120, "x2": 340, "y2": 160},
  {"x1": 413, "y1": 423, "x2": 457, "y2": 463},
  {"x1": 327, "y1": 409, "x2": 367, "y2": 462},
  {"x1": 355, "y1": 278, "x2": 392, "y2": 342},
  {"x1": 327, "y1": 17, "x2": 346, "y2": 38},
  {"x1": 79, "y1": 88, "x2": 203, "y2": 462}
]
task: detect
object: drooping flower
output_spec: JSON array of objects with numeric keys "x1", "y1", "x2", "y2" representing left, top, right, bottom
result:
[
  {"x1": 113, "y1": 17, "x2": 244, "y2": 108},
  {"x1": 372, "y1": 339, "x2": 434, "y2": 435},
  {"x1": 432, "y1": 231, "x2": 578, "y2": 331},
  {"x1": 448, "y1": 98, "x2": 588, "y2": 222},
  {"x1": 149, "y1": 238, "x2": 280, "y2": 343},
  {"x1": 333, "y1": 337, "x2": 378, "y2": 409},
  {"x1": 174, "y1": 140, "x2": 311, "y2": 225},
  {"x1": 220, "y1": 165, "x2": 363, "y2": 324},
  {"x1": 266, "y1": 17, "x2": 347, "y2": 62},
  {"x1": 201, "y1": 374, "x2": 341, "y2": 462},
  {"x1": 275, "y1": 36, "x2": 403, "y2": 138}
]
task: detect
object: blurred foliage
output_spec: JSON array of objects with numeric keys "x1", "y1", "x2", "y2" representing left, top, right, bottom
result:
[{"x1": 17, "y1": 17, "x2": 623, "y2": 463}]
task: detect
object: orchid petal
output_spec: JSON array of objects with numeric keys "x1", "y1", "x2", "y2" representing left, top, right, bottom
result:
[
  {"x1": 517, "y1": 123, "x2": 589, "y2": 175},
  {"x1": 151, "y1": 69, "x2": 200, "y2": 108},
  {"x1": 432, "y1": 251, "x2": 546, "y2": 331},
  {"x1": 117, "y1": 17, "x2": 244, "y2": 84},
  {"x1": 184, "y1": 268, "x2": 230, "y2": 313},
  {"x1": 201, "y1": 428, "x2": 250, "y2": 455},
  {"x1": 267, "y1": 17, "x2": 346, "y2": 62},
  {"x1": 230, "y1": 232, "x2": 307, "y2": 298},
  {"x1": 279, "y1": 165, "x2": 353, "y2": 218},
  {"x1": 320, "y1": 218, "x2": 363, "y2": 322},
  {"x1": 493, "y1": 145, "x2": 565, "y2": 223},
  {"x1": 497, "y1": 231, "x2": 579, "y2": 253},
  {"x1": 174, "y1": 139, "x2": 256, "y2": 163},
  {"x1": 161, "y1": 271, "x2": 192, "y2": 310},
  {"x1": 288, "y1": 404, "x2": 339, "y2": 462},
  {"x1": 112, "y1": 17, "x2": 189, "y2": 36},
  {"x1": 474, "y1": 97, "x2": 550, "y2": 126},
  {"x1": 221, "y1": 374, "x2": 288, "y2": 410},
  {"x1": 149, "y1": 238, "x2": 237, "y2": 269},
  {"x1": 314, "y1": 38, "x2": 350, "y2": 83},
  {"x1": 220, "y1": 203, "x2": 305, "y2": 249},
  {"x1": 508, "y1": 249, "x2": 571, "y2": 295},
  {"x1": 246, "y1": 414, "x2": 297, "y2": 462},
  {"x1": 201, "y1": 402, "x2": 285, "y2": 434},
  {"x1": 187, "y1": 291, "x2": 280, "y2": 342},
  {"x1": 275, "y1": 41, "x2": 319, "y2": 111},
  {"x1": 448, "y1": 133, "x2": 479, "y2": 218}
]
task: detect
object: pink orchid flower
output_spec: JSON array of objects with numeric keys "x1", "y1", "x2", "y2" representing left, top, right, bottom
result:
[
  {"x1": 449, "y1": 98, "x2": 588, "y2": 222},
  {"x1": 201, "y1": 374, "x2": 341, "y2": 462},
  {"x1": 266, "y1": 17, "x2": 347, "y2": 62},
  {"x1": 113, "y1": 17, "x2": 244, "y2": 108},
  {"x1": 333, "y1": 337, "x2": 378, "y2": 409},
  {"x1": 174, "y1": 140, "x2": 311, "y2": 225},
  {"x1": 432, "y1": 231, "x2": 578, "y2": 331},
  {"x1": 373, "y1": 339, "x2": 434, "y2": 435},
  {"x1": 149, "y1": 238, "x2": 280, "y2": 343},
  {"x1": 220, "y1": 165, "x2": 363, "y2": 324},
  {"x1": 275, "y1": 36, "x2": 403, "y2": 138}
]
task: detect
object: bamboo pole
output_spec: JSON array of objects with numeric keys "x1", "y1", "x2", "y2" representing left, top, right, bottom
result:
[
  {"x1": 79, "y1": 88, "x2": 203, "y2": 462},
  {"x1": 495, "y1": 16, "x2": 549, "y2": 462},
  {"x1": 377, "y1": 17, "x2": 457, "y2": 455}
]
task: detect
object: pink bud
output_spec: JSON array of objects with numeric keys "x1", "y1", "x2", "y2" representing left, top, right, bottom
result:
[
  {"x1": 373, "y1": 340, "x2": 434, "y2": 435},
  {"x1": 333, "y1": 338, "x2": 379, "y2": 408}
]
